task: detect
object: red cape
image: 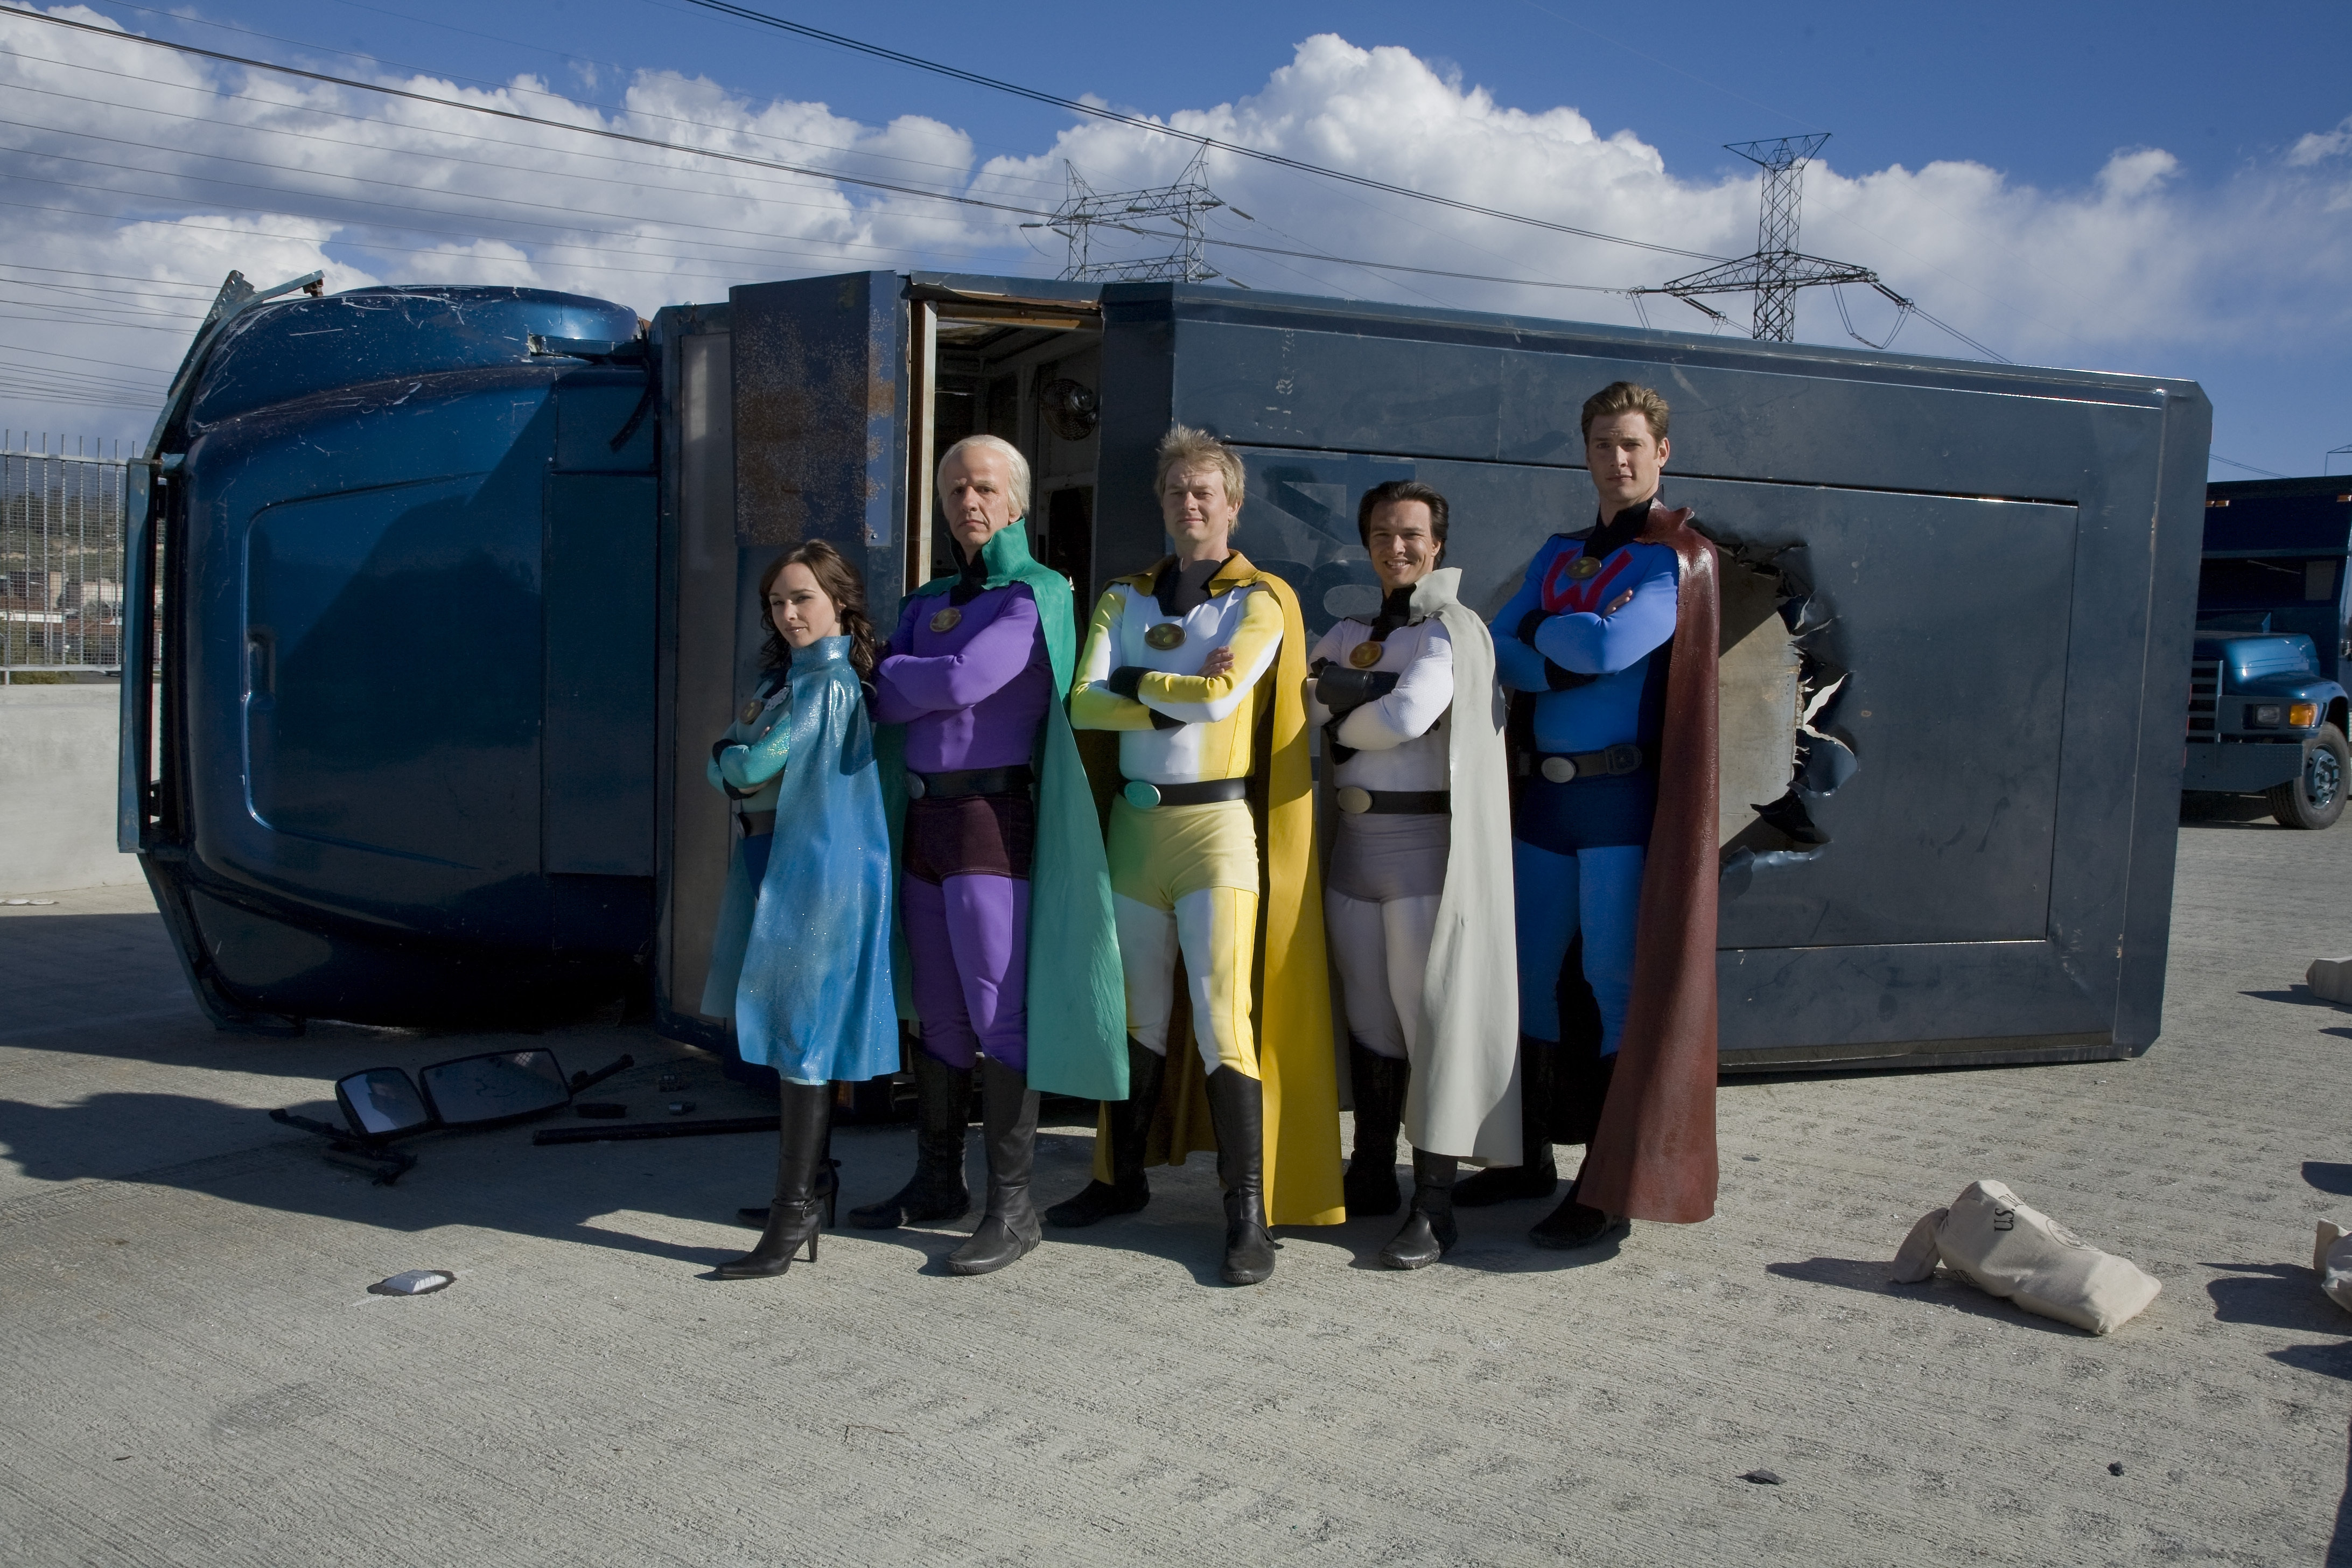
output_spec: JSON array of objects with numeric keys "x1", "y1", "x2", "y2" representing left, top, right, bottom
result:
[{"x1": 1576, "y1": 501, "x2": 1721, "y2": 1223}]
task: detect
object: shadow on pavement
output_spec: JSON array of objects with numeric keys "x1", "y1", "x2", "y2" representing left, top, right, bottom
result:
[
  {"x1": 2272, "y1": 1343, "x2": 2352, "y2": 1383},
  {"x1": 2240, "y1": 988, "x2": 2347, "y2": 1010},
  {"x1": 1766, "y1": 1256, "x2": 2087, "y2": 1335},
  {"x1": 2204, "y1": 1262, "x2": 2352, "y2": 1334},
  {"x1": 2307, "y1": 1161, "x2": 2352, "y2": 1196}
]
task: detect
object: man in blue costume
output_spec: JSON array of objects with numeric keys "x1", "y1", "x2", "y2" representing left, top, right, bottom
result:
[
  {"x1": 863, "y1": 433, "x2": 1127, "y2": 1275},
  {"x1": 1465, "y1": 380, "x2": 1718, "y2": 1250}
]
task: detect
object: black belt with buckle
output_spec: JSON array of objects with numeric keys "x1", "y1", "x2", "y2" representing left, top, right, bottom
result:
[
  {"x1": 1520, "y1": 744, "x2": 1644, "y2": 783},
  {"x1": 1120, "y1": 776, "x2": 1248, "y2": 810},
  {"x1": 738, "y1": 809, "x2": 777, "y2": 836},
  {"x1": 1334, "y1": 788, "x2": 1450, "y2": 815},
  {"x1": 905, "y1": 765, "x2": 1033, "y2": 801}
]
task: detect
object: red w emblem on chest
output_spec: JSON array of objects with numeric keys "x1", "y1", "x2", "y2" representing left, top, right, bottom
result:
[{"x1": 1542, "y1": 547, "x2": 1632, "y2": 613}]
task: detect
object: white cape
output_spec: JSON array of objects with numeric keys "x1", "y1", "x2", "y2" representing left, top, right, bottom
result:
[{"x1": 1322, "y1": 568, "x2": 1523, "y2": 1165}]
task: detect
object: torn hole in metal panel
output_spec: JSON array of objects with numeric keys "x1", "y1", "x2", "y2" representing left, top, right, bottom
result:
[{"x1": 1707, "y1": 530, "x2": 1857, "y2": 897}]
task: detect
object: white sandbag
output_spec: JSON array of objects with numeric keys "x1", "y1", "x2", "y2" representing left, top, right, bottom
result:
[
  {"x1": 1888, "y1": 1179, "x2": 2160, "y2": 1334},
  {"x1": 2308, "y1": 957, "x2": 2352, "y2": 1004},
  {"x1": 2317, "y1": 1219, "x2": 2352, "y2": 1313}
]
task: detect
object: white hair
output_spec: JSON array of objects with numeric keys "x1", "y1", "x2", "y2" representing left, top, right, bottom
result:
[{"x1": 936, "y1": 433, "x2": 1031, "y2": 522}]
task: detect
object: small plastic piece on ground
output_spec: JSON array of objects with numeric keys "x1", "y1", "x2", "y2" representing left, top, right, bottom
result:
[
  {"x1": 574, "y1": 1102, "x2": 627, "y2": 1119},
  {"x1": 368, "y1": 1270, "x2": 453, "y2": 1296},
  {"x1": 2307, "y1": 957, "x2": 2352, "y2": 1004},
  {"x1": 667, "y1": 1101, "x2": 696, "y2": 1116},
  {"x1": 2109, "y1": 1461, "x2": 2125, "y2": 1476},
  {"x1": 1740, "y1": 1468, "x2": 1782, "y2": 1485},
  {"x1": 657, "y1": 1072, "x2": 684, "y2": 1091},
  {"x1": 2316, "y1": 1219, "x2": 2352, "y2": 1312},
  {"x1": 3, "y1": 898, "x2": 56, "y2": 906}
]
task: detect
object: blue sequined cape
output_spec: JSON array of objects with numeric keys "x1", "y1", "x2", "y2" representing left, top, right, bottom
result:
[{"x1": 731, "y1": 635, "x2": 900, "y2": 1086}]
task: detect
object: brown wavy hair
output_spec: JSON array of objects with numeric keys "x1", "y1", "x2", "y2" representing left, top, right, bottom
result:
[{"x1": 758, "y1": 540, "x2": 878, "y2": 680}]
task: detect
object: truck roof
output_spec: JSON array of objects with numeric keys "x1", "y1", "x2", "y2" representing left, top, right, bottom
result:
[{"x1": 2204, "y1": 474, "x2": 2352, "y2": 557}]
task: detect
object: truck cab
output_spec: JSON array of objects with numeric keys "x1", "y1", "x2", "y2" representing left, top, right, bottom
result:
[{"x1": 2187, "y1": 477, "x2": 2352, "y2": 828}]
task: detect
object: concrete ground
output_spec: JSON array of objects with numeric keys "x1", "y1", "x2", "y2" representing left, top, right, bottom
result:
[{"x1": 1, "y1": 820, "x2": 2348, "y2": 1567}]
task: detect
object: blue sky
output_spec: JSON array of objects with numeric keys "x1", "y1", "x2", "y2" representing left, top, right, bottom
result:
[{"x1": 2, "y1": 0, "x2": 2347, "y2": 475}]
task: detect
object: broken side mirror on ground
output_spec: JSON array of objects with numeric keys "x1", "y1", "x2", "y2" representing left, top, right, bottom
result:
[{"x1": 271, "y1": 1048, "x2": 633, "y2": 1183}]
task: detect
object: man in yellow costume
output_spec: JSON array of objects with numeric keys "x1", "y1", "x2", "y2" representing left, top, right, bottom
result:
[{"x1": 1045, "y1": 424, "x2": 1344, "y2": 1285}]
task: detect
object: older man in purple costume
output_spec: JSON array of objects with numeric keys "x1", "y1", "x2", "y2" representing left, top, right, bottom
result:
[{"x1": 860, "y1": 433, "x2": 1058, "y2": 1275}]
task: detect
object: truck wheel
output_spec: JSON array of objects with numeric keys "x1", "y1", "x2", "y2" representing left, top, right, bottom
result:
[{"x1": 2267, "y1": 723, "x2": 2349, "y2": 829}]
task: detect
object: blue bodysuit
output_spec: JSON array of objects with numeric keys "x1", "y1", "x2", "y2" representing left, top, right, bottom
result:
[{"x1": 1490, "y1": 500, "x2": 1681, "y2": 1055}]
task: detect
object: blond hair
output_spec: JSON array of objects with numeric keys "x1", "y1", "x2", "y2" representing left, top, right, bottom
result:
[
  {"x1": 1579, "y1": 381, "x2": 1670, "y2": 443},
  {"x1": 936, "y1": 433, "x2": 1031, "y2": 521},
  {"x1": 1153, "y1": 424, "x2": 1245, "y2": 514}
]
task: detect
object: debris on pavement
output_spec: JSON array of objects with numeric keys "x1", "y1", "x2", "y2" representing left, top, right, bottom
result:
[
  {"x1": 1891, "y1": 1179, "x2": 2161, "y2": 1334},
  {"x1": 1739, "y1": 1468, "x2": 1783, "y2": 1485},
  {"x1": 2109, "y1": 1461, "x2": 2126, "y2": 1475},
  {"x1": 2316, "y1": 1219, "x2": 2352, "y2": 1312},
  {"x1": 368, "y1": 1270, "x2": 454, "y2": 1297},
  {"x1": 667, "y1": 1101, "x2": 696, "y2": 1116},
  {"x1": 2307, "y1": 956, "x2": 2352, "y2": 1004}
]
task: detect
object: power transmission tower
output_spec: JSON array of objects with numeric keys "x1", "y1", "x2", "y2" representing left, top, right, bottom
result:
[
  {"x1": 1043, "y1": 148, "x2": 1223, "y2": 283},
  {"x1": 1635, "y1": 134, "x2": 1910, "y2": 343}
]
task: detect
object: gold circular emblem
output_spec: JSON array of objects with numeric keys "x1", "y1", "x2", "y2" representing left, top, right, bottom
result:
[
  {"x1": 1348, "y1": 640, "x2": 1385, "y2": 669},
  {"x1": 928, "y1": 606, "x2": 962, "y2": 634},
  {"x1": 1567, "y1": 554, "x2": 1603, "y2": 579},
  {"x1": 739, "y1": 699, "x2": 764, "y2": 725},
  {"x1": 1334, "y1": 786, "x2": 1373, "y2": 815},
  {"x1": 1144, "y1": 623, "x2": 1186, "y2": 651}
]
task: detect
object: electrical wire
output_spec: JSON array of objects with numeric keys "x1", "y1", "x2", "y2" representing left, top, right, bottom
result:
[
  {"x1": 0, "y1": 53, "x2": 1006, "y2": 215},
  {"x1": 0, "y1": 169, "x2": 992, "y2": 285},
  {"x1": 0, "y1": 124, "x2": 1020, "y2": 270},
  {"x1": 25, "y1": 0, "x2": 1068, "y2": 200},
  {"x1": 4, "y1": 9, "x2": 1063, "y2": 221},
  {"x1": 661, "y1": 0, "x2": 1730, "y2": 264}
]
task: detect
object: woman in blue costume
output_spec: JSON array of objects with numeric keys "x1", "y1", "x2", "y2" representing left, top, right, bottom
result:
[{"x1": 705, "y1": 540, "x2": 900, "y2": 1279}]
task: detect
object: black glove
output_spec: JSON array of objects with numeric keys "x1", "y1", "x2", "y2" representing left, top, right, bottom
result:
[
  {"x1": 1105, "y1": 665, "x2": 1148, "y2": 699},
  {"x1": 1516, "y1": 606, "x2": 1551, "y2": 644},
  {"x1": 1315, "y1": 666, "x2": 1398, "y2": 717}
]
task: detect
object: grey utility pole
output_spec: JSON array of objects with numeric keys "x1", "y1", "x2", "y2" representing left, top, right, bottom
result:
[
  {"x1": 1636, "y1": 134, "x2": 1908, "y2": 342},
  {"x1": 1044, "y1": 148, "x2": 1224, "y2": 284}
]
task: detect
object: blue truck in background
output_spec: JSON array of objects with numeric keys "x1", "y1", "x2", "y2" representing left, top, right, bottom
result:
[{"x1": 2187, "y1": 477, "x2": 2352, "y2": 828}]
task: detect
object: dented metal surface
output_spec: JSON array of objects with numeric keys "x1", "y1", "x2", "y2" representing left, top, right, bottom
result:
[{"x1": 132, "y1": 272, "x2": 2206, "y2": 1073}]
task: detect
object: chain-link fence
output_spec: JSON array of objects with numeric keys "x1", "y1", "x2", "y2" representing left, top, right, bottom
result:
[{"x1": 2, "y1": 435, "x2": 132, "y2": 682}]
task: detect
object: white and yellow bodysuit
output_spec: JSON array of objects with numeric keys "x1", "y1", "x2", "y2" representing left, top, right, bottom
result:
[{"x1": 1070, "y1": 554, "x2": 1285, "y2": 1076}]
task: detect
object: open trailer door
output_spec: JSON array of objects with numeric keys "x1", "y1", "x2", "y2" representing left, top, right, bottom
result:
[{"x1": 652, "y1": 272, "x2": 907, "y2": 1045}]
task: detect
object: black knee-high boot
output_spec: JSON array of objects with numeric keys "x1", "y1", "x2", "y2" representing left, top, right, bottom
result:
[
  {"x1": 715, "y1": 1080, "x2": 835, "y2": 1278},
  {"x1": 845, "y1": 1048, "x2": 971, "y2": 1229},
  {"x1": 1045, "y1": 1037, "x2": 1165, "y2": 1228},
  {"x1": 947, "y1": 1058, "x2": 1041, "y2": 1275},
  {"x1": 1343, "y1": 1040, "x2": 1408, "y2": 1219},
  {"x1": 1378, "y1": 1150, "x2": 1459, "y2": 1269},
  {"x1": 1205, "y1": 1066, "x2": 1276, "y2": 1286},
  {"x1": 1453, "y1": 1034, "x2": 1559, "y2": 1206}
]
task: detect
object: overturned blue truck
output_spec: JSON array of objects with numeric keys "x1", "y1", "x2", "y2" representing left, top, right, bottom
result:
[{"x1": 120, "y1": 268, "x2": 2211, "y2": 1071}]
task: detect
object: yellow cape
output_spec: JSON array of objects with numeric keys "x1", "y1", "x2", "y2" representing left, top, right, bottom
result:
[{"x1": 1081, "y1": 551, "x2": 1345, "y2": 1227}]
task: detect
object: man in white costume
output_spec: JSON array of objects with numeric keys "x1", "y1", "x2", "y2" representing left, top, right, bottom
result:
[{"x1": 1307, "y1": 479, "x2": 1520, "y2": 1269}]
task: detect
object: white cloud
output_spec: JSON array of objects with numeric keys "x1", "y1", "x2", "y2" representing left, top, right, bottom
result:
[
  {"x1": 2288, "y1": 116, "x2": 2352, "y2": 166},
  {"x1": 2, "y1": 15, "x2": 2347, "y2": 449}
]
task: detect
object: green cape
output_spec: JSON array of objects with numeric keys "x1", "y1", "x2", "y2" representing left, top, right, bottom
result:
[{"x1": 877, "y1": 521, "x2": 1128, "y2": 1101}]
